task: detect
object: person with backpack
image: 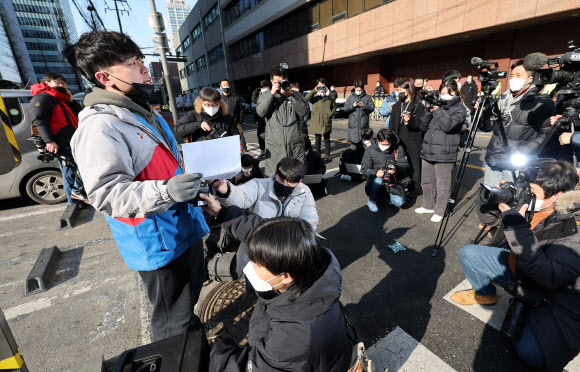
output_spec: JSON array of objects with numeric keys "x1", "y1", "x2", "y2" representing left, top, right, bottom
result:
[{"x1": 29, "y1": 72, "x2": 87, "y2": 205}]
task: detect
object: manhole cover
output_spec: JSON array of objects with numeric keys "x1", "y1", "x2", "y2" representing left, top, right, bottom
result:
[{"x1": 197, "y1": 279, "x2": 256, "y2": 345}]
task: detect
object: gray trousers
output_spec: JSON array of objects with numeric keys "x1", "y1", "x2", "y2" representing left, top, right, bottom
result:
[{"x1": 421, "y1": 159, "x2": 454, "y2": 217}]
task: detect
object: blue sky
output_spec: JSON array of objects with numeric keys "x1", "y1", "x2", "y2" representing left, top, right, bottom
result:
[{"x1": 70, "y1": 0, "x2": 198, "y2": 67}]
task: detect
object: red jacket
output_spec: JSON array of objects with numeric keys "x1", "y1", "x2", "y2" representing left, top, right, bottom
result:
[{"x1": 29, "y1": 83, "x2": 82, "y2": 147}]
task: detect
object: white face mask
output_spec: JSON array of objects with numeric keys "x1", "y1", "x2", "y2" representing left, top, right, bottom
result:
[
  {"x1": 203, "y1": 105, "x2": 219, "y2": 116},
  {"x1": 261, "y1": 88, "x2": 269, "y2": 93},
  {"x1": 330, "y1": 87, "x2": 335, "y2": 91},
  {"x1": 379, "y1": 144, "x2": 390, "y2": 151},
  {"x1": 467, "y1": 79, "x2": 472, "y2": 83},
  {"x1": 355, "y1": 90, "x2": 362, "y2": 96},
  {"x1": 242, "y1": 167, "x2": 252, "y2": 174},
  {"x1": 457, "y1": 82, "x2": 462, "y2": 90},
  {"x1": 509, "y1": 78, "x2": 528, "y2": 92},
  {"x1": 441, "y1": 94, "x2": 454, "y2": 101},
  {"x1": 363, "y1": 140, "x2": 371, "y2": 147},
  {"x1": 530, "y1": 199, "x2": 553, "y2": 212},
  {"x1": 376, "y1": 83, "x2": 380, "y2": 87},
  {"x1": 243, "y1": 262, "x2": 286, "y2": 292}
]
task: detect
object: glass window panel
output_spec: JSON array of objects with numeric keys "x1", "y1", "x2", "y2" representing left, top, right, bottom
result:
[
  {"x1": 333, "y1": 0, "x2": 346, "y2": 15},
  {"x1": 348, "y1": 0, "x2": 363, "y2": 17},
  {"x1": 319, "y1": 0, "x2": 331, "y2": 28},
  {"x1": 365, "y1": 0, "x2": 383, "y2": 11},
  {"x1": 310, "y1": 3, "x2": 318, "y2": 25}
]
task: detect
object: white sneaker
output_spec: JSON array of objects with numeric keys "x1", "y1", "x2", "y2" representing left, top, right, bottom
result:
[
  {"x1": 415, "y1": 207, "x2": 434, "y2": 214},
  {"x1": 431, "y1": 214, "x2": 443, "y2": 222},
  {"x1": 340, "y1": 174, "x2": 352, "y2": 181},
  {"x1": 367, "y1": 200, "x2": 378, "y2": 212}
]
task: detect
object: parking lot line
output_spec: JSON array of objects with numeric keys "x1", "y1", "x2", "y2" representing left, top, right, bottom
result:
[{"x1": 0, "y1": 205, "x2": 64, "y2": 222}]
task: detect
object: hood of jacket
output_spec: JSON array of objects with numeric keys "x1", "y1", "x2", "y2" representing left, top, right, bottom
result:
[
  {"x1": 31, "y1": 83, "x2": 69, "y2": 102},
  {"x1": 555, "y1": 189, "x2": 580, "y2": 216},
  {"x1": 194, "y1": 97, "x2": 228, "y2": 116},
  {"x1": 83, "y1": 87, "x2": 154, "y2": 124},
  {"x1": 260, "y1": 248, "x2": 342, "y2": 320}
]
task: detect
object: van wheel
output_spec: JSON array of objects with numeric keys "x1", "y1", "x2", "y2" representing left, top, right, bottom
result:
[{"x1": 25, "y1": 170, "x2": 67, "y2": 205}]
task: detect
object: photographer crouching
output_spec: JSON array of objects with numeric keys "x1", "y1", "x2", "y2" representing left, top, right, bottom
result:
[
  {"x1": 361, "y1": 128, "x2": 410, "y2": 212},
  {"x1": 200, "y1": 194, "x2": 352, "y2": 371},
  {"x1": 451, "y1": 159, "x2": 580, "y2": 371}
]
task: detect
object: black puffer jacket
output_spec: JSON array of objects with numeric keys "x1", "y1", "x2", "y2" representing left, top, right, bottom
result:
[
  {"x1": 222, "y1": 93, "x2": 244, "y2": 125},
  {"x1": 209, "y1": 206, "x2": 352, "y2": 372},
  {"x1": 175, "y1": 98, "x2": 238, "y2": 142},
  {"x1": 343, "y1": 91, "x2": 375, "y2": 143},
  {"x1": 360, "y1": 136, "x2": 409, "y2": 179},
  {"x1": 500, "y1": 190, "x2": 580, "y2": 372},
  {"x1": 418, "y1": 97, "x2": 466, "y2": 163},
  {"x1": 480, "y1": 86, "x2": 556, "y2": 170}
]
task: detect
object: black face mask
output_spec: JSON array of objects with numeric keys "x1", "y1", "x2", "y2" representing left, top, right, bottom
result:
[
  {"x1": 398, "y1": 92, "x2": 407, "y2": 101},
  {"x1": 273, "y1": 180, "x2": 295, "y2": 199},
  {"x1": 222, "y1": 87, "x2": 230, "y2": 94},
  {"x1": 54, "y1": 86, "x2": 68, "y2": 95},
  {"x1": 106, "y1": 73, "x2": 155, "y2": 106}
]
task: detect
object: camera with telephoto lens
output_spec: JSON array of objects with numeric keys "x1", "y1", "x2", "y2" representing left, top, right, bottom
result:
[
  {"x1": 533, "y1": 40, "x2": 580, "y2": 129},
  {"x1": 27, "y1": 135, "x2": 71, "y2": 165},
  {"x1": 381, "y1": 163, "x2": 396, "y2": 185},
  {"x1": 418, "y1": 89, "x2": 447, "y2": 109},
  {"x1": 475, "y1": 154, "x2": 539, "y2": 209},
  {"x1": 277, "y1": 62, "x2": 292, "y2": 92},
  {"x1": 496, "y1": 281, "x2": 546, "y2": 340}
]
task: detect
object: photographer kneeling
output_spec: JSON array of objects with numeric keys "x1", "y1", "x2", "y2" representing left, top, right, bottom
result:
[
  {"x1": 451, "y1": 159, "x2": 580, "y2": 371},
  {"x1": 361, "y1": 128, "x2": 409, "y2": 212},
  {"x1": 201, "y1": 195, "x2": 352, "y2": 371}
]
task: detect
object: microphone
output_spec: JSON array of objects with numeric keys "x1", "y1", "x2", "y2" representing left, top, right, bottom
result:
[
  {"x1": 523, "y1": 52, "x2": 548, "y2": 71},
  {"x1": 471, "y1": 57, "x2": 494, "y2": 69}
]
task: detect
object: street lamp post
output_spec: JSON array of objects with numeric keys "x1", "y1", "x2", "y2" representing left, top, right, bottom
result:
[{"x1": 148, "y1": 2, "x2": 179, "y2": 124}]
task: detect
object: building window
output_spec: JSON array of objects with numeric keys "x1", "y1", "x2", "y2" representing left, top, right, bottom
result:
[
  {"x1": 192, "y1": 24, "x2": 202, "y2": 42},
  {"x1": 348, "y1": 0, "x2": 363, "y2": 18},
  {"x1": 203, "y1": 5, "x2": 219, "y2": 30},
  {"x1": 182, "y1": 35, "x2": 191, "y2": 50},
  {"x1": 224, "y1": 0, "x2": 262, "y2": 26},
  {"x1": 195, "y1": 56, "x2": 207, "y2": 71},
  {"x1": 186, "y1": 63, "x2": 195, "y2": 76},
  {"x1": 365, "y1": 0, "x2": 383, "y2": 10},
  {"x1": 179, "y1": 68, "x2": 186, "y2": 78},
  {"x1": 25, "y1": 42, "x2": 59, "y2": 51},
  {"x1": 17, "y1": 16, "x2": 52, "y2": 27},
  {"x1": 208, "y1": 44, "x2": 224, "y2": 65},
  {"x1": 319, "y1": 0, "x2": 332, "y2": 29}
]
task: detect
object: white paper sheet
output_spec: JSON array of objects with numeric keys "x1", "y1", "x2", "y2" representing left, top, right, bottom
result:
[{"x1": 181, "y1": 136, "x2": 241, "y2": 180}]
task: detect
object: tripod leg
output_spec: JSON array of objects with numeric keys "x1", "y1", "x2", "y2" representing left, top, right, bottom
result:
[{"x1": 471, "y1": 224, "x2": 489, "y2": 245}]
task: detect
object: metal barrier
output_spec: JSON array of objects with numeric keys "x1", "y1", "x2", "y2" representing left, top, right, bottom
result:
[{"x1": 371, "y1": 94, "x2": 387, "y2": 122}]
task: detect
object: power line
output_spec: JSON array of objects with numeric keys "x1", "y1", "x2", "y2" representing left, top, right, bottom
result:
[
  {"x1": 70, "y1": 0, "x2": 93, "y2": 30},
  {"x1": 86, "y1": 0, "x2": 107, "y2": 30}
]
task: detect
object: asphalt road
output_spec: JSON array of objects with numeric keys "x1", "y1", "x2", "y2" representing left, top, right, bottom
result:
[{"x1": 0, "y1": 114, "x2": 550, "y2": 371}]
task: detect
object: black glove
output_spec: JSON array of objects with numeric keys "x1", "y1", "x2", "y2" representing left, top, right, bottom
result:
[{"x1": 165, "y1": 173, "x2": 203, "y2": 203}]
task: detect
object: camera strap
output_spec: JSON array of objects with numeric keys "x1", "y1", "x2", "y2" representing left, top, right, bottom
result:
[{"x1": 56, "y1": 102, "x2": 75, "y2": 130}]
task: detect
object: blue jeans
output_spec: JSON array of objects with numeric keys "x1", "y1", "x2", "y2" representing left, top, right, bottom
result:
[
  {"x1": 58, "y1": 147, "x2": 84, "y2": 204},
  {"x1": 458, "y1": 244, "x2": 546, "y2": 369},
  {"x1": 367, "y1": 177, "x2": 405, "y2": 206}
]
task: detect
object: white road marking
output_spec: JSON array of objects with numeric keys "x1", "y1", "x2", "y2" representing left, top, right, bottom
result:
[
  {"x1": 445, "y1": 279, "x2": 580, "y2": 371},
  {"x1": 4, "y1": 296, "x2": 58, "y2": 320},
  {"x1": 0, "y1": 205, "x2": 64, "y2": 222},
  {"x1": 367, "y1": 326, "x2": 457, "y2": 372}
]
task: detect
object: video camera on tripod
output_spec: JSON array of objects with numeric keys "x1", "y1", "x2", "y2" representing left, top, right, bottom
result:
[
  {"x1": 533, "y1": 40, "x2": 580, "y2": 129},
  {"x1": 418, "y1": 90, "x2": 447, "y2": 109}
]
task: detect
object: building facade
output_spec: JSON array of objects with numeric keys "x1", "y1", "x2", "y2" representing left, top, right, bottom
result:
[
  {"x1": 1, "y1": 0, "x2": 84, "y2": 91},
  {"x1": 219, "y1": 0, "x2": 580, "y2": 98},
  {"x1": 166, "y1": 0, "x2": 190, "y2": 49},
  {"x1": 149, "y1": 61, "x2": 182, "y2": 105},
  {"x1": 175, "y1": 0, "x2": 227, "y2": 95}
]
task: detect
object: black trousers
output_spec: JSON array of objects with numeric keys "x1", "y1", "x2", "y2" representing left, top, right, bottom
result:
[
  {"x1": 257, "y1": 120, "x2": 266, "y2": 151},
  {"x1": 315, "y1": 133, "x2": 331, "y2": 157},
  {"x1": 138, "y1": 239, "x2": 204, "y2": 342}
]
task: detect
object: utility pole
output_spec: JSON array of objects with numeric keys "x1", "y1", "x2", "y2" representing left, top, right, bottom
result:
[
  {"x1": 105, "y1": 0, "x2": 128, "y2": 33},
  {"x1": 148, "y1": 1, "x2": 179, "y2": 124}
]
